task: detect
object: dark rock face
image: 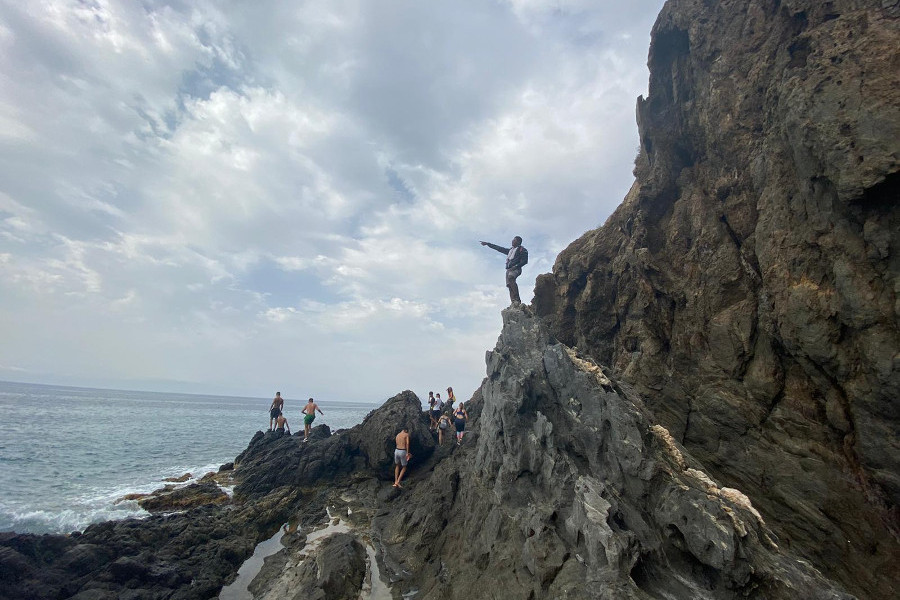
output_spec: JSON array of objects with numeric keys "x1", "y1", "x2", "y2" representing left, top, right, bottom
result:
[
  {"x1": 0, "y1": 487, "x2": 304, "y2": 600},
  {"x1": 372, "y1": 306, "x2": 854, "y2": 599},
  {"x1": 533, "y1": 1, "x2": 899, "y2": 596},
  {"x1": 137, "y1": 481, "x2": 230, "y2": 513},
  {"x1": 233, "y1": 390, "x2": 434, "y2": 498}
]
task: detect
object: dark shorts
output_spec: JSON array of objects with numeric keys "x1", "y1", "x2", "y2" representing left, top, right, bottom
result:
[
  {"x1": 304, "y1": 413, "x2": 315, "y2": 426},
  {"x1": 432, "y1": 409, "x2": 441, "y2": 419},
  {"x1": 454, "y1": 419, "x2": 465, "y2": 432},
  {"x1": 270, "y1": 408, "x2": 281, "y2": 419},
  {"x1": 506, "y1": 267, "x2": 522, "y2": 286}
]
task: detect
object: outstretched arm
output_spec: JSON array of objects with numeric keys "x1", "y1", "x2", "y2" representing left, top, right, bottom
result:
[{"x1": 480, "y1": 241, "x2": 510, "y2": 254}]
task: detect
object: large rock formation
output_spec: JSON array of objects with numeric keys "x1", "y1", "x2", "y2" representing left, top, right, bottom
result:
[
  {"x1": 533, "y1": 0, "x2": 899, "y2": 597},
  {"x1": 370, "y1": 307, "x2": 854, "y2": 599}
]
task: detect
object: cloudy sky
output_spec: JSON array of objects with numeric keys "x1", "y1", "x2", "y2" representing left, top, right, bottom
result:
[{"x1": 0, "y1": 0, "x2": 666, "y2": 402}]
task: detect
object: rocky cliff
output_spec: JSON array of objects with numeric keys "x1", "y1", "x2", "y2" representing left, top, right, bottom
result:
[{"x1": 533, "y1": 0, "x2": 899, "y2": 597}]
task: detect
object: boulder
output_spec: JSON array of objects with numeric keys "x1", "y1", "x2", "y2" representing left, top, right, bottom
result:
[{"x1": 137, "y1": 482, "x2": 229, "y2": 513}]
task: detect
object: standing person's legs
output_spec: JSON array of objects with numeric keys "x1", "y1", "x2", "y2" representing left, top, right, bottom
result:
[
  {"x1": 393, "y1": 449, "x2": 408, "y2": 487},
  {"x1": 506, "y1": 268, "x2": 522, "y2": 303}
]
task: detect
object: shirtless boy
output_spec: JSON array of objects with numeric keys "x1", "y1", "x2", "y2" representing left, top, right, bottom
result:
[
  {"x1": 302, "y1": 397, "x2": 324, "y2": 442},
  {"x1": 269, "y1": 392, "x2": 284, "y2": 431},
  {"x1": 393, "y1": 427, "x2": 411, "y2": 488},
  {"x1": 274, "y1": 413, "x2": 290, "y2": 435}
]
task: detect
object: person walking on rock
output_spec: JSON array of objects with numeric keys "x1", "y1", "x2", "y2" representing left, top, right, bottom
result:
[
  {"x1": 394, "y1": 427, "x2": 412, "y2": 488},
  {"x1": 437, "y1": 413, "x2": 451, "y2": 445},
  {"x1": 269, "y1": 392, "x2": 284, "y2": 431},
  {"x1": 302, "y1": 397, "x2": 324, "y2": 442},
  {"x1": 453, "y1": 402, "x2": 469, "y2": 445},
  {"x1": 480, "y1": 236, "x2": 528, "y2": 304}
]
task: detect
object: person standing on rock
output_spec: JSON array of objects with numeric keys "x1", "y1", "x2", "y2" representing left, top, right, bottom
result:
[
  {"x1": 269, "y1": 392, "x2": 284, "y2": 431},
  {"x1": 394, "y1": 427, "x2": 412, "y2": 488},
  {"x1": 480, "y1": 236, "x2": 528, "y2": 304},
  {"x1": 302, "y1": 397, "x2": 324, "y2": 442},
  {"x1": 453, "y1": 402, "x2": 469, "y2": 445},
  {"x1": 428, "y1": 391, "x2": 439, "y2": 430}
]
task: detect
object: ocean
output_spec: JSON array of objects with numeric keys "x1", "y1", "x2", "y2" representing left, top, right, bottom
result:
[{"x1": 0, "y1": 380, "x2": 378, "y2": 535}]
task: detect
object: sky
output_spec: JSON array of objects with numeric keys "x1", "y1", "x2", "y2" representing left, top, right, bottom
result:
[{"x1": 0, "y1": 0, "x2": 666, "y2": 402}]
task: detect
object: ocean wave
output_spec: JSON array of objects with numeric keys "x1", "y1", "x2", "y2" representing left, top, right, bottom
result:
[{"x1": 0, "y1": 461, "x2": 231, "y2": 535}]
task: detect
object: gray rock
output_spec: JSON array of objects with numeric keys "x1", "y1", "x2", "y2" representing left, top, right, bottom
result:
[
  {"x1": 534, "y1": 1, "x2": 900, "y2": 596},
  {"x1": 371, "y1": 306, "x2": 855, "y2": 599}
]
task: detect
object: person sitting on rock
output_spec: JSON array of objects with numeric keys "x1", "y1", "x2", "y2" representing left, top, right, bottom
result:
[
  {"x1": 274, "y1": 413, "x2": 290, "y2": 435},
  {"x1": 269, "y1": 392, "x2": 284, "y2": 431},
  {"x1": 437, "y1": 413, "x2": 451, "y2": 445},
  {"x1": 394, "y1": 427, "x2": 412, "y2": 488},
  {"x1": 302, "y1": 397, "x2": 324, "y2": 442},
  {"x1": 480, "y1": 236, "x2": 528, "y2": 304},
  {"x1": 453, "y1": 402, "x2": 469, "y2": 445}
]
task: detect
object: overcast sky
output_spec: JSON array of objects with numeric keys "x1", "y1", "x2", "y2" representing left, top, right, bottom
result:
[{"x1": 0, "y1": 0, "x2": 666, "y2": 402}]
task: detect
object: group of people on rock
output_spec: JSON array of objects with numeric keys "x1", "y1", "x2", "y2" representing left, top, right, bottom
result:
[
  {"x1": 392, "y1": 387, "x2": 471, "y2": 489},
  {"x1": 267, "y1": 392, "x2": 324, "y2": 442},
  {"x1": 426, "y1": 387, "x2": 469, "y2": 446}
]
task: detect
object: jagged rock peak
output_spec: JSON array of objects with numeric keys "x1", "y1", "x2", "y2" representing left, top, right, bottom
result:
[{"x1": 375, "y1": 305, "x2": 854, "y2": 599}]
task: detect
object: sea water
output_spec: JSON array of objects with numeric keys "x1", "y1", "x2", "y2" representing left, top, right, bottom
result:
[{"x1": 0, "y1": 380, "x2": 377, "y2": 534}]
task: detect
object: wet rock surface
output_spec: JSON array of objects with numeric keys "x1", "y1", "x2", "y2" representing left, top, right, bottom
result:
[
  {"x1": 533, "y1": 0, "x2": 900, "y2": 596},
  {"x1": 136, "y1": 481, "x2": 230, "y2": 513}
]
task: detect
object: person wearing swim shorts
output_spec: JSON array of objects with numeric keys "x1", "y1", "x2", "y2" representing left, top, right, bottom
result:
[
  {"x1": 302, "y1": 397, "x2": 324, "y2": 442},
  {"x1": 437, "y1": 413, "x2": 451, "y2": 445},
  {"x1": 394, "y1": 427, "x2": 412, "y2": 488},
  {"x1": 268, "y1": 392, "x2": 284, "y2": 431},
  {"x1": 454, "y1": 402, "x2": 469, "y2": 445},
  {"x1": 274, "y1": 413, "x2": 290, "y2": 435}
]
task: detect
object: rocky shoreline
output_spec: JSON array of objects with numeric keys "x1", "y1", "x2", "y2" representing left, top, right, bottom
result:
[{"x1": 0, "y1": 306, "x2": 862, "y2": 599}]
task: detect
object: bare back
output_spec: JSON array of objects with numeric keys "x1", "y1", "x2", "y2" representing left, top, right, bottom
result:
[{"x1": 395, "y1": 430, "x2": 410, "y2": 450}]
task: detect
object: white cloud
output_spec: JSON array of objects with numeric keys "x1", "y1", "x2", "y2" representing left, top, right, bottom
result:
[{"x1": 0, "y1": 0, "x2": 666, "y2": 398}]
